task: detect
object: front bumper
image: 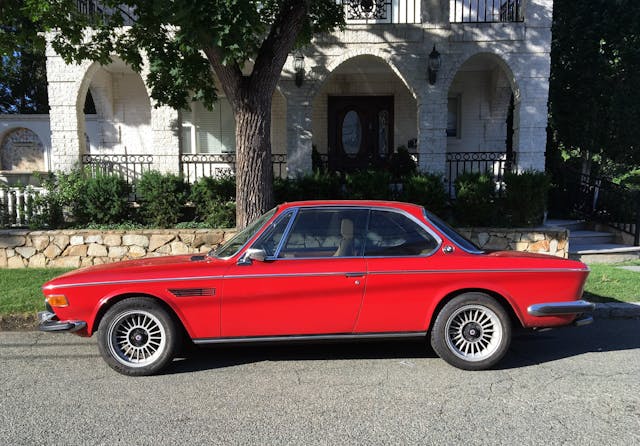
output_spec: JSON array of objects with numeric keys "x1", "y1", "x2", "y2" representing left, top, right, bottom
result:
[
  {"x1": 527, "y1": 300, "x2": 595, "y2": 326},
  {"x1": 37, "y1": 311, "x2": 87, "y2": 333}
]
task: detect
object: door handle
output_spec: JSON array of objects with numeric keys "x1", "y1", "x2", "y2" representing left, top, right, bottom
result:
[{"x1": 345, "y1": 272, "x2": 365, "y2": 278}]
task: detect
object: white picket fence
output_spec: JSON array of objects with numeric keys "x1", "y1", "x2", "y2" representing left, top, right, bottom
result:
[{"x1": 0, "y1": 186, "x2": 46, "y2": 227}]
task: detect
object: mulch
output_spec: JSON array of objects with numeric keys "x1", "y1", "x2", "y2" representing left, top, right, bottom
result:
[{"x1": 0, "y1": 313, "x2": 39, "y2": 331}]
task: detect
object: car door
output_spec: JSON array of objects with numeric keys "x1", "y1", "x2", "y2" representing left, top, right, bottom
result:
[
  {"x1": 221, "y1": 207, "x2": 369, "y2": 337},
  {"x1": 354, "y1": 209, "x2": 443, "y2": 333}
]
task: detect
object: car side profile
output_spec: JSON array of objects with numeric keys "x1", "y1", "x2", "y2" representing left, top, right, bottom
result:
[{"x1": 38, "y1": 201, "x2": 594, "y2": 375}]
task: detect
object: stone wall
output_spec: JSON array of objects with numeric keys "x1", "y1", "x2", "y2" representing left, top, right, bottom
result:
[
  {"x1": 458, "y1": 227, "x2": 569, "y2": 258},
  {"x1": 0, "y1": 226, "x2": 569, "y2": 268},
  {"x1": 0, "y1": 229, "x2": 234, "y2": 269}
]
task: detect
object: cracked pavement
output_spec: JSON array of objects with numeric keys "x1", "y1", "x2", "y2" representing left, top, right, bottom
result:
[{"x1": 1, "y1": 318, "x2": 638, "y2": 445}]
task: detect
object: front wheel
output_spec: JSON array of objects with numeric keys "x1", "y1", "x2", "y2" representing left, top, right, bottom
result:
[
  {"x1": 97, "y1": 297, "x2": 181, "y2": 376},
  {"x1": 430, "y1": 293, "x2": 511, "y2": 371}
]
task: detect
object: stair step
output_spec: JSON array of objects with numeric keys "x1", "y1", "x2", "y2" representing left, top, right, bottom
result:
[
  {"x1": 545, "y1": 219, "x2": 586, "y2": 231},
  {"x1": 569, "y1": 243, "x2": 640, "y2": 254},
  {"x1": 570, "y1": 230, "x2": 615, "y2": 245}
]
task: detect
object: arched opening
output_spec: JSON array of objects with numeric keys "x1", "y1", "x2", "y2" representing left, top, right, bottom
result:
[
  {"x1": 312, "y1": 54, "x2": 418, "y2": 173},
  {"x1": 0, "y1": 127, "x2": 46, "y2": 172},
  {"x1": 445, "y1": 53, "x2": 518, "y2": 195}
]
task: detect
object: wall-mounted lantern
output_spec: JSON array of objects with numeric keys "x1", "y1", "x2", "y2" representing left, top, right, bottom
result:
[
  {"x1": 294, "y1": 52, "x2": 305, "y2": 87},
  {"x1": 428, "y1": 45, "x2": 441, "y2": 85}
]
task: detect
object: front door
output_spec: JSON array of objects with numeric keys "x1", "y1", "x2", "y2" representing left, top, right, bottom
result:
[{"x1": 328, "y1": 96, "x2": 394, "y2": 172}]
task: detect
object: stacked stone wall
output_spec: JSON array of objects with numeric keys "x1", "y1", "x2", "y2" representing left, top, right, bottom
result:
[{"x1": 0, "y1": 226, "x2": 568, "y2": 268}]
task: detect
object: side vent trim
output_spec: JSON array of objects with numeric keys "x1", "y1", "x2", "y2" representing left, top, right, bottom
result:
[{"x1": 168, "y1": 288, "x2": 216, "y2": 297}]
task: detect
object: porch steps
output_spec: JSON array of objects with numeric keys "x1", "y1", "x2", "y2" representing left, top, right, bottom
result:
[{"x1": 545, "y1": 219, "x2": 640, "y2": 264}]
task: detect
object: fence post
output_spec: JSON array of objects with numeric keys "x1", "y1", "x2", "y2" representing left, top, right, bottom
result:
[{"x1": 635, "y1": 190, "x2": 640, "y2": 246}]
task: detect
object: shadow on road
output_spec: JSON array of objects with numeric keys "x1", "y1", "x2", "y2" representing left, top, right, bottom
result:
[{"x1": 164, "y1": 318, "x2": 640, "y2": 375}]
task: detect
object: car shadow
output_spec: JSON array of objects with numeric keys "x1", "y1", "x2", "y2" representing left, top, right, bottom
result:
[{"x1": 164, "y1": 318, "x2": 640, "y2": 375}]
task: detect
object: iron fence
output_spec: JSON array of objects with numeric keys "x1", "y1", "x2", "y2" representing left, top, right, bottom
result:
[
  {"x1": 180, "y1": 153, "x2": 287, "y2": 184},
  {"x1": 445, "y1": 151, "x2": 515, "y2": 197},
  {"x1": 450, "y1": 0, "x2": 523, "y2": 23},
  {"x1": 0, "y1": 186, "x2": 45, "y2": 228}
]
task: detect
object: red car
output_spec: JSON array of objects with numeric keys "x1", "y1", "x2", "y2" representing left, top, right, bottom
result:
[{"x1": 39, "y1": 200, "x2": 594, "y2": 375}]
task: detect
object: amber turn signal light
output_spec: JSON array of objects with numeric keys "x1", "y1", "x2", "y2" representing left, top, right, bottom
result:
[{"x1": 46, "y1": 294, "x2": 69, "y2": 307}]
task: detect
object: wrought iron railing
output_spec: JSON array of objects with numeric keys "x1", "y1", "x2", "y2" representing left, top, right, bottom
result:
[
  {"x1": 558, "y1": 170, "x2": 640, "y2": 246},
  {"x1": 445, "y1": 151, "x2": 515, "y2": 197},
  {"x1": 180, "y1": 153, "x2": 287, "y2": 184},
  {"x1": 339, "y1": 0, "x2": 421, "y2": 24},
  {"x1": 450, "y1": 0, "x2": 523, "y2": 23},
  {"x1": 81, "y1": 154, "x2": 153, "y2": 187},
  {"x1": 77, "y1": 0, "x2": 104, "y2": 16}
]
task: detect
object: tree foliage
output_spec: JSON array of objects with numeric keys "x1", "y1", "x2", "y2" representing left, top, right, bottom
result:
[{"x1": 549, "y1": 0, "x2": 640, "y2": 172}]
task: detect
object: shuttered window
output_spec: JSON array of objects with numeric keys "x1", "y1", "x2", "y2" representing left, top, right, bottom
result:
[{"x1": 180, "y1": 98, "x2": 236, "y2": 154}]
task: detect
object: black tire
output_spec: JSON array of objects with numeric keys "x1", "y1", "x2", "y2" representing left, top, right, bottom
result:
[
  {"x1": 97, "y1": 297, "x2": 181, "y2": 376},
  {"x1": 430, "y1": 293, "x2": 511, "y2": 371}
]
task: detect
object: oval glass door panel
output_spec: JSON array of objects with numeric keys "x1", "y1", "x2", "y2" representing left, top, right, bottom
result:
[{"x1": 342, "y1": 110, "x2": 362, "y2": 156}]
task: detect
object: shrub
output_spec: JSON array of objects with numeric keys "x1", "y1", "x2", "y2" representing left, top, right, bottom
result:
[
  {"x1": 76, "y1": 173, "x2": 130, "y2": 225},
  {"x1": 189, "y1": 176, "x2": 236, "y2": 228},
  {"x1": 503, "y1": 171, "x2": 550, "y2": 226},
  {"x1": 453, "y1": 172, "x2": 498, "y2": 226},
  {"x1": 274, "y1": 171, "x2": 342, "y2": 203},
  {"x1": 344, "y1": 170, "x2": 394, "y2": 200},
  {"x1": 29, "y1": 170, "x2": 86, "y2": 228},
  {"x1": 136, "y1": 171, "x2": 188, "y2": 228},
  {"x1": 388, "y1": 146, "x2": 418, "y2": 180},
  {"x1": 400, "y1": 173, "x2": 448, "y2": 216},
  {"x1": 617, "y1": 169, "x2": 640, "y2": 190}
]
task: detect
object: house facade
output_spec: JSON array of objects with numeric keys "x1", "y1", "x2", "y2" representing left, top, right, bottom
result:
[{"x1": 1, "y1": 0, "x2": 552, "y2": 195}]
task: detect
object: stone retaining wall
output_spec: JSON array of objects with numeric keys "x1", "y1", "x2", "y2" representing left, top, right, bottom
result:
[{"x1": 0, "y1": 226, "x2": 568, "y2": 268}]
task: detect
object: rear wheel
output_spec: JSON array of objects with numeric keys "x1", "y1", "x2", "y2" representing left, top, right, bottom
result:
[
  {"x1": 430, "y1": 293, "x2": 511, "y2": 370},
  {"x1": 97, "y1": 297, "x2": 181, "y2": 376}
]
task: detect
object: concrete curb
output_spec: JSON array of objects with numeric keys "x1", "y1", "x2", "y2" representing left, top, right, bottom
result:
[{"x1": 593, "y1": 302, "x2": 640, "y2": 319}]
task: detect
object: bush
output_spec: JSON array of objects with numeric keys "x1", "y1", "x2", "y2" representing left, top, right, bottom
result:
[
  {"x1": 274, "y1": 171, "x2": 342, "y2": 203},
  {"x1": 344, "y1": 170, "x2": 394, "y2": 200},
  {"x1": 453, "y1": 172, "x2": 498, "y2": 226},
  {"x1": 136, "y1": 171, "x2": 188, "y2": 228},
  {"x1": 29, "y1": 170, "x2": 86, "y2": 228},
  {"x1": 503, "y1": 171, "x2": 550, "y2": 226},
  {"x1": 400, "y1": 173, "x2": 448, "y2": 216},
  {"x1": 76, "y1": 173, "x2": 130, "y2": 225},
  {"x1": 189, "y1": 176, "x2": 236, "y2": 228},
  {"x1": 388, "y1": 146, "x2": 418, "y2": 180},
  {"x1": 617, "y1": 169, "x2": 640, "y2": 190}
]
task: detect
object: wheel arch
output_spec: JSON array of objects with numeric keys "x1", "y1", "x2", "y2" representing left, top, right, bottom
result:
[
  {"x1": 428, "y1": 288, "x2": 524, "y2": 332},
  {"x1": 91, "y1": 293, "x2": 189, "y2": 338}
]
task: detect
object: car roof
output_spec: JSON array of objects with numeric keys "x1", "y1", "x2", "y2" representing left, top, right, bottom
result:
[{"x1": 278, "y1": 200, "x2": 424, "y2": 213}]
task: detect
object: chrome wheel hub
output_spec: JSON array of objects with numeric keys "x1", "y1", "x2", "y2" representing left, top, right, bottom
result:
[
  {"x1": 107, "y1": 310, "x2": 166, "y2": 368},
  {"x1": 445, "y1": 305, "x2": 503, "y2": 362}
]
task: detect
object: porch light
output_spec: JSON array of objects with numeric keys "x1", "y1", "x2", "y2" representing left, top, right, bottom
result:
[
  {"x1": 294, "y1": 52, "x2": 305, "y2": 87},
  {"x1": 428, "y1": 45, "x2": 441, "y2": 85}
]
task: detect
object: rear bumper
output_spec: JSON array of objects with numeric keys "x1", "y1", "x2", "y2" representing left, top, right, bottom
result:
[
  {"x1": 38, "y1": 311, "x2": 87, "y2": 333},
  {"x1": 527, "y1": 300, "x2": 595, "y2": 327}
]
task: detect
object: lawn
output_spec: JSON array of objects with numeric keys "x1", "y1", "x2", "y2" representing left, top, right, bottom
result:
[
  {"x1": 0, "y1": 261, "x2": 638, "y2": 318},
  {"x1": 0, "y1": 268, "x2": 72, "y2": 315}
]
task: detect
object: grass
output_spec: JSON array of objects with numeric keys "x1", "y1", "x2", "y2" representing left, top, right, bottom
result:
[
  {"x1": 0, "y1": 261, "x2": 638, "y2": 318},
  {"x1": 582, "y1": 260, "x2": 640, "y2": 303},
  {"x1": 0, "y1": 268, "x2": 72, "y2": 315}
]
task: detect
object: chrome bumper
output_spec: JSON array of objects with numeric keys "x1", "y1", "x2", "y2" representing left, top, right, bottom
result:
[
  {"x1": 527, "y1": 300, "x2": 595, "y2": 317},
  {"x1": 37, "y1": 311, "x2": 87, "y2": 333}
]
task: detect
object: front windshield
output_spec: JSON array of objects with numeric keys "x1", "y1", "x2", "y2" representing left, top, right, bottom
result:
[
  {"x1": 423, "y1": 209, "x2": 483, "y2": 254},
  {"x1": 212, "y1": 207, "x2": 278, "y2": 258}
]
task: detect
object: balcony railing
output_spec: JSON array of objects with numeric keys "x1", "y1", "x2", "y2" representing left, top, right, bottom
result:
[
  {"x1": 180, "y1": 153, "x2": 287, "y2": 184},
  {"x1": 445, "y1": 151, "x2": 515, "y2": 198},
  {"x1": 339, "y1": 0, "x2": 421, "y2": 24},
  {"x1": 450, "y1": 0, "x2": 523, "y2": 23}
]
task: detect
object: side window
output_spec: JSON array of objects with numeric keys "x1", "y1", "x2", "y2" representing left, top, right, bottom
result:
[
  {"x1": 279, "y1": 208, "x2": 368, "y2": 258},
  {"x1": 365, "y1": 210, "x2": 438, "y2": 257},
  {"x1": 252, "y1": 211, "x2": 294, "y2": 257}
]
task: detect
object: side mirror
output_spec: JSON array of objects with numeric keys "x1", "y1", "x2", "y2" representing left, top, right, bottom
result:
[{"x1": 245, "y1": 248, "x2": 267, "y2": 262}]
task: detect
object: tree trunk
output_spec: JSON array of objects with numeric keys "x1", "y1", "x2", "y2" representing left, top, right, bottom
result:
[{"x1": 235, "y1": 94, "x2": 274, "y2": 229}]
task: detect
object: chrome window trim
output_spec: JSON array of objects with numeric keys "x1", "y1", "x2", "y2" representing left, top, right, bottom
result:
[
  {"x1": 258, "y1": 205, "x2": 442, "y2": 261},
  {"x1": 422, "y1": 209, "x2": 483, "y2": 254},
  {"x1": 215, "y1": 206, "x2": 279, "y2": 260}
]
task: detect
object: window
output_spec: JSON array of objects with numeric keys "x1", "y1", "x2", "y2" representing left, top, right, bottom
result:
[
  {"x1": 278, "y1": 209, "x2": 368, "y2": 258},
  {"x1": 252, "y1": 211, "x2": 295, "y2": 257},
  {"x1": 181, "y1": 98, "x2": 236, "y2": 154},
  {"x1": 447, "y1": 96, "x2": 461, "y2": 138},
  {"x1": 365, "y1": 210, "x2": 438, "y2": 256}
]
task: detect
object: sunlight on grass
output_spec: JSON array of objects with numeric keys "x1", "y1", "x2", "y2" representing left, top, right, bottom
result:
[
  {"x1": 583, "y1": 261, "x2": 640, "y2": 303},
  {"x1": 0, "y1": 269, "x2": 72, "y2": 314}
]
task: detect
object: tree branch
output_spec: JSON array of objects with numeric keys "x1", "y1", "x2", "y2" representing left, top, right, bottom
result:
[{"x1": 203, "y1": 45, "x2": 244, "y2": 107}]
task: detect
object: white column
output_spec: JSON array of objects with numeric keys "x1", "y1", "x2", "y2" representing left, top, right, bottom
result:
[
  {"x1": 417, "y1": 89, "x2": 447, "y2": 175},
  {"x1": 150, "y1": 105, "x2": 181, "y2": 174},
  {"x1": 284, "y1": 88, "x2": 313, "y2": 176}
]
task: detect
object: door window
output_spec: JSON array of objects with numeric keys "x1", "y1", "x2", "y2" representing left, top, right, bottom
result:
[
  {"x1": 278, "y1": 208, "x2": 368, "y2": 258},
  {"x1": 341, "y1": 110, "x2": 362, "y2": 156},
  {"x1": 365, "y1": 210, "x2": 438, "y2": 256}
]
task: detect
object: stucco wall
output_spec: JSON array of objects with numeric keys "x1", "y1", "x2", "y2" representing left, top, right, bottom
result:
[{"x1": 0, "y1": 225, "x2": 568, "y2": 268}]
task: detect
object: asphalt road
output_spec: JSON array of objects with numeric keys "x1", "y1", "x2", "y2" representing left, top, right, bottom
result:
[{"x1": 1, "y1": 319, "x2": 638, "y2": 445}]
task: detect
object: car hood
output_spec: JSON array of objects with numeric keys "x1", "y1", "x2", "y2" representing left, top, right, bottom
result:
[{"x1": 43, "y1": 254, "x2": 229, "y2": 290}]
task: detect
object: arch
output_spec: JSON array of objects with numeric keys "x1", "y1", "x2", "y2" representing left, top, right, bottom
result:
[
  {"x1": 0, "y1": 127, "x2": 46, "y2": 171},
  {"x1": 309, "y1": 49, "x2": 419, "y2": 101},
  {"x1": 442, "y1": 51, "x2": 520, "y2": 101}
]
